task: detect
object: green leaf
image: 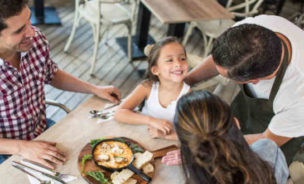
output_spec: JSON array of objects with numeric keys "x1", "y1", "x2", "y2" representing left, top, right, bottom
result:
[
  {"x1": 85, "y1": 171, "x2": 112, "y2": 184},
  {"x1": 90, "y1": 137, "x2": 105, "y2": 147},
  {"x1": 115, "y1": 137, "x2": 127, "y2": 143},
  {"x1": 81, "y1": 154, "x2": 92, "y2": 173},
  {"x1": 130, "y1": 143, "x2": 144, "y2": 153},
  {"x1": 116, "y1": 137, "x2": 144, "y2": 153}
]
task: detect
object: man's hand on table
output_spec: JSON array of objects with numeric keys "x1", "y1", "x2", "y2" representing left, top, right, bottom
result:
[
  {"x1": 161, "y1": 149, "x2": 182, "y2": 166},
  {"x1": 92, "y1": 85, "x2": 121, "y2": 104},
  {"x1": 18, "y1": 140, "x2": 66, "y2": 169}
]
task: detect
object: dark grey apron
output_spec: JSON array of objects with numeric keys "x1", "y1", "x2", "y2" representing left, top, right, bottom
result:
[{"x1": 231, "y1": 40, "x2": 304, "y2": 165}]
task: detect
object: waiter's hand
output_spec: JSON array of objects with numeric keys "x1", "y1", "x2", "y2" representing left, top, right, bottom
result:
[
  {"x1": 161, "y1": 149, "x2": 182, "y2": 166},
  {"x1": 18, "y1": 140, "x2": 66, "y2": 169}
]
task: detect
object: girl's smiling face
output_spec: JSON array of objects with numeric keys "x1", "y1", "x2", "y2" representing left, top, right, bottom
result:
[{"x1": 151, "y1": 42, "x2": 188, "y2": 83}]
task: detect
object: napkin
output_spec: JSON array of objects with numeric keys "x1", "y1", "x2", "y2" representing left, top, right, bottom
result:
[{"x1": 26, "y1": 168, "x2": 62, "y2": 184}]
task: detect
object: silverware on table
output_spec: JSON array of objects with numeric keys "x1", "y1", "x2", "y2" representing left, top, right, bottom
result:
[
  {"x1": 89, "y1": 110, "x2": 115, "y2": 119},
  {"x1": 12, "y1": 164, "x2": 51, "y2": 184},
  {"x1": 89, "y1": 103, "x2": 119, "y2": 119},
  {"x1": 12, "y1": 161, "x2": 66, "y2": 184},
  {"x1": 22, "y1": 159, "x2": 76, "y2": 182}
]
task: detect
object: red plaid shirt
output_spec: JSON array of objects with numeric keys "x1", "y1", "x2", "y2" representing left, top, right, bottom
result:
[{"x1": 0, "y1": 27, "x2": 58, "y2": 140}]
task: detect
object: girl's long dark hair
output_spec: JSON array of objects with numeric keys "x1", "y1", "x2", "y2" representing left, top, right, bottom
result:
[{"x1": 174, "y1": 90, "x2": 276, "y2": 184}]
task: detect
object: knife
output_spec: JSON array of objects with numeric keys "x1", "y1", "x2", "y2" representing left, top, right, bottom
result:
[
  {"x1": 12, "y1": 161, "x2": 66, "y2": 184},
  {"x1": 21, "y1": 159, "x2": 77, "y2": 182},
  {"x1": 22, "y1": 159, "x2": 56, "y2": 175},
  {"x1": 12, "y1": 164, "x2": 48, "y2": 183}
]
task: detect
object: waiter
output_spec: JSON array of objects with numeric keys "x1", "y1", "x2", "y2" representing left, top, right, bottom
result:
[{"x1": 184, "y1": 15, "x2": 304, "y2": 183}]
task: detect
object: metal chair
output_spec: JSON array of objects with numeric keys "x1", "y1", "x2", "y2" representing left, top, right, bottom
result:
[
  {"x1": 64, "y1": 0, "x2": 138, "y2": 75},
  {"x1": 183, "y1": 0, "x2": 263, "y2": 58},
  {"x1": 46, "y1": 99, "x2": 71, "y2": 113}
]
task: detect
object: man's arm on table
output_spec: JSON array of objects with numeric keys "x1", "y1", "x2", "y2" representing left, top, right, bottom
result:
[
  {"x1": 50, "y1": 69, "x2": 121, "y2": 103},
  {"x1": 185, "y1": 55, "x2": 219, "y2": 85},
  {"x1": 0, "y1": 138, "x2": 65, "y2": 169},
  {"x1": 245, "y1": 128, "x2": 292, "y2": 146}
]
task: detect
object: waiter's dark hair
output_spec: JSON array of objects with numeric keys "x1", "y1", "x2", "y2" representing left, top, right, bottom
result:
[
  {"x1": 0, "y1": 0, "x2": 29, "y2": 34},
  {"x1": 174, "y1": 90, "x2": 276, "y2": 184},
  {"x1": 212, "y1": 24, "x2": 282, "y2": 81}
]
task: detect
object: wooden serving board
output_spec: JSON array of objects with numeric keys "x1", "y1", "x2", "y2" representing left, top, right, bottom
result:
[{"x1": 78, "y1": 137, "x2": 178, "y2": 184}]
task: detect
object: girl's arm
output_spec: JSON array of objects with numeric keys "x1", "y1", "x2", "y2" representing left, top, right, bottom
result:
[
  {"x1": 114, "y1": 82, "x2": 150, "y2": 125},
  {"x1": 114, "y1": 82, "x2": 173, "y2": 134}
]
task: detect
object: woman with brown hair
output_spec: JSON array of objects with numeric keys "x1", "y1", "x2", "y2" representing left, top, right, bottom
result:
[{"x1": 165, "y1": 90, "x2": 288, "y2": 184}]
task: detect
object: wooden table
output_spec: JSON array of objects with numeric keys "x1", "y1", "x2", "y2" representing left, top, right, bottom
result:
[
  {"x1": 0, "y1": 96, "x2": 184, "y2": 183},
  {"x1": 122, "y1": 0, "x2": 233, "y2": 60}
]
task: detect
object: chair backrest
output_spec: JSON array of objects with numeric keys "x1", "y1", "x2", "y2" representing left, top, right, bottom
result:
[
  {"x1": 227, "y1": 0, "x2": 263, "y2": 18},
  {"x1": 78, "y1": 0, "x2": 138, "y2": 23}
]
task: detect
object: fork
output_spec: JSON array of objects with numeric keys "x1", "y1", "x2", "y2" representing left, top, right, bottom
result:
[{"x1": 12, "y1": 164, "x2": 51, "y2": 184}]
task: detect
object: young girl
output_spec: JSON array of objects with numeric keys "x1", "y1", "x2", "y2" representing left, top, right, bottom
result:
[
  {"x1": 114, "y1": 37, "x2": 190, "y2": 140},
  {"x1": 163, "y1": 90, "x2": 288, "y2": 184}
]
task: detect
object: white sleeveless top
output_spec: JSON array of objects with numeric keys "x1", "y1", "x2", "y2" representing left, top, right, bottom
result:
[{"x1": 141, "y1": 82, "x2": 190, "y2": 123}]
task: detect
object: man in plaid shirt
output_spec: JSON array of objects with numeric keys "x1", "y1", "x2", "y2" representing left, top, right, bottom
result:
[{"x1": 0, "y1": 0, "x2": 121, "y2": 169}]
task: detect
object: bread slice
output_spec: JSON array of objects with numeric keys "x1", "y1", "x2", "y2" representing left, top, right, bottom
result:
[
  {"x1": 124, "y1": 178, "x2": 137, "y2": 184},
  {"x1": 142, "y1": 163, "x2": 154, "y2": 174},
  {"x1": 111, "y1": 171, "x2": 120, "y2": 180},
  {"x1": 112, "y1": 169, "x2": 134, "y2": 184},
  {"x1": 133, "y1": 151, "x2": 153, "y2": 169}
]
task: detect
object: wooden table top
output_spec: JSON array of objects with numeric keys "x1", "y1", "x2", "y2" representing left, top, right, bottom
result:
[
  {"x1": 0, "y1": 96, "x2": 184, "y2": 184},
  {"x1": 142, "y1": 0, "x2": 234, "y2": 24}
]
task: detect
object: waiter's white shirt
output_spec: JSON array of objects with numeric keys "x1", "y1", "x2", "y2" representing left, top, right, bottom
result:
[{"x1": 234, "y1": 15, "x2": 304, "y2": 137}]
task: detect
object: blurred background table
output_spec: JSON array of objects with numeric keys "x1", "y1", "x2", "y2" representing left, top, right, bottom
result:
[
  {"x1": 31, "y1": 0, "x2": 61, "y2": 25},
  {"x1": 122, "y1": 0, "x2": 233, "y2": 60}
]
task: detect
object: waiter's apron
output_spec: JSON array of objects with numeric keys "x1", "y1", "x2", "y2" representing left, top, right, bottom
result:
[{"x1": 231, "y1": 40, "x2": 304, "y2": 165}]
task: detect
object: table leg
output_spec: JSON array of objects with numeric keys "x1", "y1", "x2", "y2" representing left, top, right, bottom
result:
[
  {"x1": 30, "y1": 0, "x2": 61, "y2": 25},
  {"x1": 167, "y1": 23, "x2": 185, "y2": 38},
  {"x1": 276, "y1": 0, "x2": 286, "y2": 15},
  {"x1": 116, "y1": 2, "x2": 155, "y2": 61}
]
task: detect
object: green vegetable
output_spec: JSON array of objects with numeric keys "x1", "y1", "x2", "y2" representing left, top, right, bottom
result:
[
  {"x1": 130, "y1": 143, "x2": 144, "y2": 153},
  {"x1": 115, "y1": 137, "x2": 127, "y2": 143},
  {"x1": 116, "y1": 137, "x2": 144, "y2": 153},
  {"x1": 90, "y1": 138, "x2": 105, "y2": 147},
  {"x1": 85, "y1": 171, "x2": 112, "y2": 184},
  {"x1": 81, "y1": 154, "x2": 92, "y2": 173}
]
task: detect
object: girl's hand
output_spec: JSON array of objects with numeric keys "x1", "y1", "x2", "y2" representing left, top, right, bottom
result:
[
  {"x1": 147, "y1": 126, "x2": 165, "y2": 139},
  {"x1": 161, "y1": 149, "x2": 182, "y2": 166},
  {"x1": 149, "y1": 118, "x2": 173, "y2": 135}
]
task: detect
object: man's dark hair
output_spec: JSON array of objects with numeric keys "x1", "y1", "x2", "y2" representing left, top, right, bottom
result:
[
  {"x1": 0, "y1": 0, "x2": 29, "y2": 33},
  {"x1": 211, "y1": 24, "x2": 282, "y2": 81}
]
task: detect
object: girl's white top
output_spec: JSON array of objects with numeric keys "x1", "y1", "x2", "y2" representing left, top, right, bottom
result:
[{"x1": 141, "y1": 82, "x2": 190, "y2": 123}]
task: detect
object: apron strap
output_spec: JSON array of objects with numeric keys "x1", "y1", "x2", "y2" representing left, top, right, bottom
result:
[{"x1": 269, "y1": 40, "x2": 290, "y2": 102}]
